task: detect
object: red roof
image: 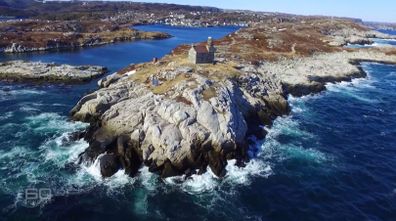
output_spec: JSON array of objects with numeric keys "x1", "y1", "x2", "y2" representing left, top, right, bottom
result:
[{"x1": 193, "y1": 45, "x2": 209, "y2": 53}]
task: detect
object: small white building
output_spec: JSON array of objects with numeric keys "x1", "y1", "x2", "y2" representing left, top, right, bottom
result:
[{"x1": 188, "y1": 37, "x2": 216, "y2": 64}]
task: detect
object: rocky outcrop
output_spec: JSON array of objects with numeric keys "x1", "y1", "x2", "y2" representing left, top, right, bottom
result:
[
  {"x1": 71, "y1": 63, "x2": 290, "y2": 178},
  {"x1": 0, "y1": 60, "x2": 107, "y2": 83}
]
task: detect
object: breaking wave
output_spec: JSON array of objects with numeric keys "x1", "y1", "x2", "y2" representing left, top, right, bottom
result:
[{"x1": 324, "y1": 71, "x2": 379, "y2": 103}]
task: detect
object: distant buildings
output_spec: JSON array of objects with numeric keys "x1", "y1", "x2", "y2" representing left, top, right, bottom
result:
[{"x1": 189, "y1": 37, "x2": 216, "y2": 64}]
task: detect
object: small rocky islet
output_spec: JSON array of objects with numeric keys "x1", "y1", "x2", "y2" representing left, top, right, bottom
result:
[
  {"x1": 68, "y1": 19, "x2": 396, "y2": 178},
  {"x1": 0, "y1": 60, "x2": 107, "y2": 83}
]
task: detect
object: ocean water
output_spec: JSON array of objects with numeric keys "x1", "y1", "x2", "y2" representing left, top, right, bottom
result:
[{"x1": 0, "y1": 26, "x2": 396, "y2": 220}]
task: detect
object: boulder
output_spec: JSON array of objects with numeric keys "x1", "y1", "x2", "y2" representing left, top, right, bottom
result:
[
  {"x1": 207, "y1": 150, "x2": 227, "y2": 177},
  {"x1": 161, "y1": 160, "x2": 181, "y2": 178},
  {"x1": 99, "y1": 153, "x2": 120, "y2": 177}
]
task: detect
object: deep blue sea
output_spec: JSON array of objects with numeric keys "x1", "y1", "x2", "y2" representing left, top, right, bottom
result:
[{"x1": 1, "y1": 25, "x2": 396, "y2": 221}]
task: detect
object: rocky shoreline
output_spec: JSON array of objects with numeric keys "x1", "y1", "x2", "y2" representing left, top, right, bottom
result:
[{"x1": 0, "y1": 60, "x2": 107, "y2": 83}]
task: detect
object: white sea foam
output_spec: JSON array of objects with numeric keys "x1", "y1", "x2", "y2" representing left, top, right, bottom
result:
[
  {"x1": 265, "y1": 115, "x2": 314, "y2": 141},
  {"x1": 0, "y1": 146, "x2": 29, "y2": 161},
  {"x1": 0, "y1": 88, "x2": 47, "y2": 101},
  {"x1": 52, "y1": 103, "x2": 69, "y2": 107},
  {"x1": 345, "y1": 43, "x2": 374, "y2": 48},
  {"x1": 372, "y1": 38, "x2": 396, "y2": 47},
  {"x1": 260, "y1": 114, "x2": 329, "y2": 165},
  {"x1": 105, "y1": 170, "x2": 135, "y2": 188},
  {"x1": 81, "y1": 154, "x2": 104, "y2": 181},
  {"x1": 0, "y1": 111, "x2": 13, "y2": 121},
  {"x1": 14, "y1": 89, "x2": 46, "y2": 95},
  {"x1": 42, "y1": 138, "x2": 88, "y2": 167},
  {"x1": 164, "y1": 169, "x2": 218, "y2": 194},
  {"x1": 385, "y1": 72, "x2": 396, "y2": 78},
  {"x1": 288, "y1": 94, "x2": 318, "y2": 114},
  {"x1": 25, "y1": 112, "x2": 87, "y2": 134},
  {"x1": 131, "y1": 189, "x2": 149, "y2": 216},
  {"x1": 25, "y1": 112, "x2": 89, "y2": 166},
  {"x1": 324, "y1": 76, "x2": 378, "y2": 103},
  {"x1": 224, "y1": 159, "x2": 272, "y2": 184},
  {"x1": 326, "y1": 87, "x2": 376, "y2": 103},
  {"x1": 0, "y1": 110, "x2": 92, "y2": 199},
  {"x1": 73, "y1": 153, "x2": 136, "y2": 192},
  {"x1": 164, "y1": 158, "x2": 272, "y2": 194},
  {"x1": 138, "y1": 167, "x2": 160, "y2": 191},
  {"x1": 19, "y1": 106, "x2": 40, "y2": 113}
]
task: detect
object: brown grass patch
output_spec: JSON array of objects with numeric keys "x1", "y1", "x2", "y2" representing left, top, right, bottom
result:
[
  {"x1": 385, "y1": 50, "x2": 396, "y2": 56},
  {"x1": 151, "y1": 73, "x2": 189, "y2": 94},
  {"x1": 175, "y1": 95, "x2": 193, "y2": 105},
  {"x1": 118, "y1": 64, "x2": 136, "y2": 75},
  {"x1": 202, "y1": 87, "x2": 217, "y2": 101}
]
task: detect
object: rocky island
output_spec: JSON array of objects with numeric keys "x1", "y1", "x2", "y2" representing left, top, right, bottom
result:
[
  {"x1": 69, "y1": 17, "x2": 396, "y2": 178},
  {"x1": 0, "y1": 60, "x2": 107, "y2": 83}
]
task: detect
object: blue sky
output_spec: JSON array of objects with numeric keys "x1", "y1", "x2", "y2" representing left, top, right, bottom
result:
[{"x1": 100, "y1": 0, "x2": 396, "y2": 23}]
